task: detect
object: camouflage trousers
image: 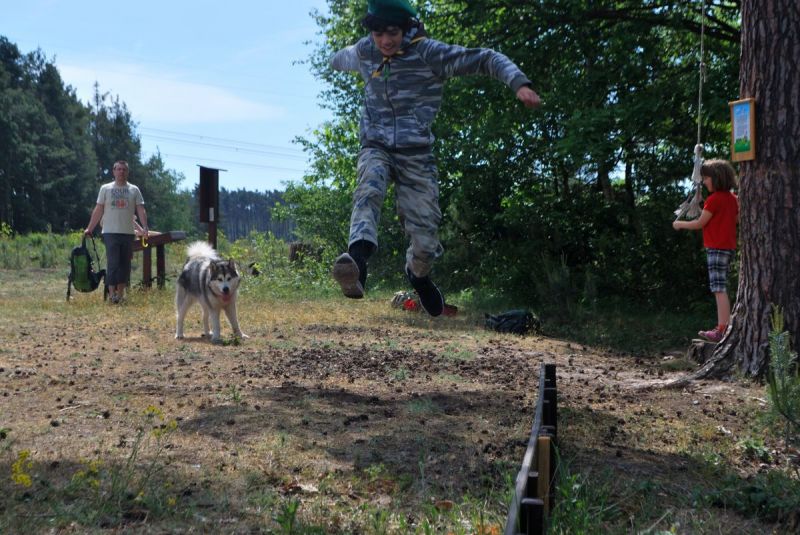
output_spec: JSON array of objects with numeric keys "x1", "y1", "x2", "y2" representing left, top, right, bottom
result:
[{"x1": 349, "y1": 146, "x2": 444, "y2": 278}]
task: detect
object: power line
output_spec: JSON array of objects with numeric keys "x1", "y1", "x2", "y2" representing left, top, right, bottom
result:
[
  {"x1": 138, "y1": 127, "x2": 306, "y2": 154},
  {"x1": 142, "y1": 151, "x2": 306, "y2": 173},
  {"x1": 141, "y1": 133, "x2": 308, "y2": 161}
]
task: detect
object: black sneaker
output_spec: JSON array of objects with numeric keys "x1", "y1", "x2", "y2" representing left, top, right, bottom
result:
[
  {"x1": 406, "y1": 268, "x2": 444, "y2": 317},
  {"x1": 333, "y1": 253, "x2": 364, "y2": 299}
]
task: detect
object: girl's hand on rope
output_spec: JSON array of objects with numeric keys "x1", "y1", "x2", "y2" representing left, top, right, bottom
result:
[{"x1": 516, "y1": 86, "x2": 541, "y2": 109}]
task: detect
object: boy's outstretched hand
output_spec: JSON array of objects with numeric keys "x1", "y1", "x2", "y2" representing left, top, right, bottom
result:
[{"x1": 516, "y1": 86, "x2": 541, "y2": 108}]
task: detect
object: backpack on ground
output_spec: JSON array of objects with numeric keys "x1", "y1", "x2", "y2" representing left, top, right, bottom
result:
[
  {"x1": 484, "y1": 309, "x2": 541, "y2": 335},
  {"x1": 67, "y1": 236, "x2": 106, "y2": 300}
]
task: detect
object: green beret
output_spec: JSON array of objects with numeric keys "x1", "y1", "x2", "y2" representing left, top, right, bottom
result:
[{"x1": 367, "y1": 0, "x2": 417, "y2": 25}]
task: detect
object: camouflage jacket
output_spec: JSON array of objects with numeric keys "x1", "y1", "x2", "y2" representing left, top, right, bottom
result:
[{"x1": 331, "y1": 26, "x2": 532, "y2": 151}]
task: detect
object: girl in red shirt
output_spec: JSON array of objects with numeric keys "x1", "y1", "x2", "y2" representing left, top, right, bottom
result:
[{"x1": 673, "y1": 159, "x2": 739, "y2": 343}]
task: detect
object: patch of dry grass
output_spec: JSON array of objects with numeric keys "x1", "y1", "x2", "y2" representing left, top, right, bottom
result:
[{"x1": 0, "y1": 268, "x2": 795, "y2": 534}]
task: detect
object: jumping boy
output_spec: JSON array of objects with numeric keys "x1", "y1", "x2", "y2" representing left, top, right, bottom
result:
[
  {"x1": 330, "y1": 0, "x2": 540, "y2": 316},
  {"x1": 673, "y1": 159, "x2": 739, "y2": 343}
]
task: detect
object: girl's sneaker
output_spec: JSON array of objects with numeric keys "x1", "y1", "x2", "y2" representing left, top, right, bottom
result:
[{"x1": 698, "y1": 328, "x2": 723, "y2": 343}]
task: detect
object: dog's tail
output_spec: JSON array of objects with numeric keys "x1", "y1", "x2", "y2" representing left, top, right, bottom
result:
[{"x1": 186, "y1": 241, "x2": 219, "y2": 261}]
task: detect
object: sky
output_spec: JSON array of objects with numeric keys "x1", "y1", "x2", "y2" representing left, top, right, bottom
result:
[{"x1": 2, "y1": 0, "x2": 335, "y2": 192}]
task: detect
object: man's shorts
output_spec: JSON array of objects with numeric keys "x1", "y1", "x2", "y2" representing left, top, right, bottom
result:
[{"x1": 706, "y1": 248, "x2": 734, "y2": 293}]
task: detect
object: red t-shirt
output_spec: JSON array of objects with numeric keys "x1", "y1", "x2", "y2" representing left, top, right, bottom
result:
[{"x1": 702, "y1": 191, "x2": 738, "y2": 249}]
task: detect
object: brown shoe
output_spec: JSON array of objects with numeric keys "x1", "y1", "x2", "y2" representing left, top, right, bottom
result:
[{"x1": 333, "y1": 253, "x2": 364, "y2": 299}]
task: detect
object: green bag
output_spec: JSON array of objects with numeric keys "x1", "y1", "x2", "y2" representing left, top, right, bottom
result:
[{"x1": 67, "y1": 236, "x2": 105, "y2": 299}]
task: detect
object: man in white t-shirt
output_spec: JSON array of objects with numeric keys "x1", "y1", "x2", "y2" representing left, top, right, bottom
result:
[{"x1": 84, "y1": 160, "x2": 148, "y2": 303}]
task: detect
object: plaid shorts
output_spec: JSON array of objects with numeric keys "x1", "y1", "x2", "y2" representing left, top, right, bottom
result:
[{"x1": 706, "y1": 248, "x2": 734, "y2": 293}]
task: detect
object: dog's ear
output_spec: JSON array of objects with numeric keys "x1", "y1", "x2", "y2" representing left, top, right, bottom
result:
[{"x1": 228, "y1": 259, "x2": 237, "y2": 271}]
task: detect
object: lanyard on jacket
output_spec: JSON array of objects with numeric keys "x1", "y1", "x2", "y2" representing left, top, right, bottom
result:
[{"x1": 372, "y1": 35, "x2": 427, "y2": 79}]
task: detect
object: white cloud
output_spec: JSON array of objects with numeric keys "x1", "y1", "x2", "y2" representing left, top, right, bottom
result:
[{"x1": 59, "y1": 61, "x2": 285, "y2": 124}]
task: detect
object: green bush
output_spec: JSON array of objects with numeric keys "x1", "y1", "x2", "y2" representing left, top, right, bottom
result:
[
  {"x1": 227, "y1": 232, "x2": 338, "y2": 299},
  {"x1": 0, "y1": 231, "x2": 78, "y2": 269}
]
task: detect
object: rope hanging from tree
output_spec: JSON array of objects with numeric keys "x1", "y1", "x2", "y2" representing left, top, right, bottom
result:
[{"x1": 674, "y1": 0, "x2": 707, "y2": 221}]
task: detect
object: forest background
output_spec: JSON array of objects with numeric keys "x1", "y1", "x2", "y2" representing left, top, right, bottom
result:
[{"x1": 0, "y1": 0, "x2": 741, "y2": 335}]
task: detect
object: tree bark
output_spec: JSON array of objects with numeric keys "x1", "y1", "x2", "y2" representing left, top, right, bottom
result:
[{"x1": 693, "y1": 0, "x2": 800, "y2": 380}]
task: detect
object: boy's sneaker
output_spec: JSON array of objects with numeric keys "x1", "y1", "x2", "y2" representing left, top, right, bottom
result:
[
  {"x1": 406, "y1": 268, "x2": 444, "y2": 317},
  {"x1": 698, "y1": 328, "x2": 723, "y2": 343},
  {"x1": 333, "y1": 253, "x2": 364, "y2": 299}
]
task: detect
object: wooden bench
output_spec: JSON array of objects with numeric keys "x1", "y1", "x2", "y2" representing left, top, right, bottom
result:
[{"x1": 131, "y1": 231, "x2": 186, "y2": 289}]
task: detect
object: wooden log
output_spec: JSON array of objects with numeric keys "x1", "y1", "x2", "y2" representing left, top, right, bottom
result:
[
  {"x1": 536, "y1": 435, "x2": 551, "y2": 516},
  {"x1": 142, "y1": 247, "x2": 152, "y2": 288},
  {"x1": 520, "y1": 498, "x2": 544, "y2": 535},
  {"x1": 131, "y1": 231, "x2": 187, "y2": 289},
  {"x1": 131, "y1": 230, "x2": 186, "y2": 252},
  {"x1": 525, "y1": 470, "x2": 539, "y2": 499},
  {"x1": 156, "y1": 245, "x2": 166, "y2": 288},
  {"x1": 686, "y1": 339, "x2": 717, "y2": 364}
]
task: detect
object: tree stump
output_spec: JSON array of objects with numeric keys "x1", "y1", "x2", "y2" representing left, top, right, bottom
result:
[{"x1": 686, "y1": 339, "x2": 717, "y2": 364}]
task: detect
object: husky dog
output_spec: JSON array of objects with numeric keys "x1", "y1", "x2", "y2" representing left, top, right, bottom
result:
[{"x1": 175, "y1": 242, "x2": 246, "y2": 342}]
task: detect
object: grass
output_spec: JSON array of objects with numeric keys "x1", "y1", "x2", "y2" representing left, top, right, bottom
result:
[
  {"x1": 2, "y1": 228, "x2": 715, "y2": 355},
  {"x1": 549, "y1": 461, "x2": 621, "y2": 534},
  {"x1": 550, "y1": 446, "x2": 800, "y2": 534},
  {"x1": 539, "y1": 301, "x2": 712, "y2": 356},
  {"x1": 4, "y1": 407, "x2": 182, "y2": 531},
  {"x1": 0, "y1": 234, "x2": 795, "y2": 533},
  {"x1": 0, "y1": 268, "x2": 515, "y2": 533},
  {"x1": 442, "y1": 342, "x2": 475, "y2": 362}
]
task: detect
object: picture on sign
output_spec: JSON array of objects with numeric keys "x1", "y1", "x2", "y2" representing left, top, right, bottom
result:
[{"x1": 729, "y1": 98, "x2": 756, "y2": 162}]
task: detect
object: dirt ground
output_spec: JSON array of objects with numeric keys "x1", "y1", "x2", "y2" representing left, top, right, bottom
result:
[{"x1": 0, "y1": 269, "x2": 794, "y2": 533}]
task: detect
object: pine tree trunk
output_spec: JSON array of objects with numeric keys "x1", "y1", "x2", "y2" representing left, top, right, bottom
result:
[{"x1": 696, "y1": 0, "x2": 800, "y2": 379}]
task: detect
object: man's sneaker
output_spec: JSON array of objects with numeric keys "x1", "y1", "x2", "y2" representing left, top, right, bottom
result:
[
  {"x1": 406, "y1": 268, "x2": 444, "y2": 317},
  {"x1": 333, "y1": 253, "x2": 364, "y2": 299},
  {"x1": 698, "y1": 328, "x2": 723, "y2": 343}
]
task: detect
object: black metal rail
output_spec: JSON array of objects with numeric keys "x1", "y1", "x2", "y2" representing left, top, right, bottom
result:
[{"x1": 504, "y1": 363, "x2": 558, "y2": 535}]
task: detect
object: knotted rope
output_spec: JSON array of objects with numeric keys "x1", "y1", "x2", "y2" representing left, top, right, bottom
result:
[{"x1": 674, "y1": 0, "x2": 707, "y2": 221}]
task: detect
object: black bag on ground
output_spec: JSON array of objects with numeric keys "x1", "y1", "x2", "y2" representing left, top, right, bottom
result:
[
  {"x1": 484, "y1": 309, "x2": 540, "y2": 335},
  {"x1": 67, "y1": 236, "x2": 105, "y2": 299}
]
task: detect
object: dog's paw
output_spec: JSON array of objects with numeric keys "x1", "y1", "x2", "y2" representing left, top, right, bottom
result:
[
  {"x1": 210, "y1": 338, "x2": 223, "y2": 345},
  {"x1": 236, "y1": 332, "x2": 250, "y2": 340},
  {"x1": 175, "y1": 334, "x2": 184, "y2": 339}
]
